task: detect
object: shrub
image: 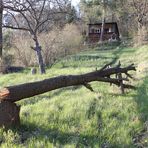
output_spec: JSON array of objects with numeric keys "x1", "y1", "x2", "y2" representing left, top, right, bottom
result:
[
  {"x1": 11, "y1": 34, "x2": 36, "y2": 67},
  {"x1": 40, "y1": 24, "x2": 83, "y2": 67},
  {"x1": 11, "y1": 24, "x2": 83, "y2": 67},
  {"x1": 60, "y1": 24, "x2": 83, "y2": 53},
  {"x1": 133, "y1": 26, "x2": 148, "y2": 46}
]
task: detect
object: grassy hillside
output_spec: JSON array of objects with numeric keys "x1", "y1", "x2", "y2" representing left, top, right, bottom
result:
[{"x1": 0, "y1": 45, "x2": 148, "y2": 147}]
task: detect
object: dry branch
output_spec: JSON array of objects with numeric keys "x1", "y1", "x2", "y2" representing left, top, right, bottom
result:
[{"x1": 0, "y1": 63, "x2": 136, "y2": 103}]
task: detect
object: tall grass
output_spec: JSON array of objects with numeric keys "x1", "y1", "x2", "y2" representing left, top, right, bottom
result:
[{"x1": 0, "y1": 45, "x2": 148, "y2": 147}]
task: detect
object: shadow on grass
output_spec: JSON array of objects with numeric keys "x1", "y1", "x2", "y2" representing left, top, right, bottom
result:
[
  {"x1": 133, "y1": 77, "x2": 148, "y2": 146},
  {"x1": 9, "y1": 119, "x2": 133, "y2": 148},
  {"x1": 135, "y1": 78, "x2": 148, "y2": 121},
  {"x1": 101, "y1": 45, "x2": 132, "y2": 66},
  {"x1": 12, "y1": 97, "x2": 136, "y2": 147},
  {"x1": 56, "y1": 44, "x2": 136, "y2": 70},
  {"x1": 10, "y1": 123, "x2": 98, "y2": 147},
  {"x1": 110, "y1": 45, "x2": 134, "y2": 65}
]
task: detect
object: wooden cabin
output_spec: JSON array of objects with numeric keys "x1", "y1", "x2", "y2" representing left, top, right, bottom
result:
[{"x1": 87, "y1": 22, "x2": 120, "y2": 43}]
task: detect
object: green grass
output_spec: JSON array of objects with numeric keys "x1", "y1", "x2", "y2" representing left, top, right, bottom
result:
[{"x1": 0, "y1": 45, "x2": 148, "y2": 147}]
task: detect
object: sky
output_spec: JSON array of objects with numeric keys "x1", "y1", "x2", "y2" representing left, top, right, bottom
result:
[{"x1": 71, "y1": 0, "x2": 80, "y2": 6}]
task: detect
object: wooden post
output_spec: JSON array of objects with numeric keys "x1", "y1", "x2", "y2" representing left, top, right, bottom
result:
[{"x1": 118, "y1": 73, "x2": 125, "y2": 94}]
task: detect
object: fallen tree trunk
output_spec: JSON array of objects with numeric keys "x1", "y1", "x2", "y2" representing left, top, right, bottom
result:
[{"x1": 0, "y1": 62, "x2": 136, "y2": 103}]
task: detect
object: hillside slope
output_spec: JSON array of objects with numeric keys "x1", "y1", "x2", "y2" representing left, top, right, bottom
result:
[{"x1": 0, "y1": 45, "x2": 148, "y2": 147}]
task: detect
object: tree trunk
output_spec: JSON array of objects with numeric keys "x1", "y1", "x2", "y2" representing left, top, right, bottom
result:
[
  {"x1": 33, "y1": 35, "x2": 46, "y2": 74},
  {"x1": 0, "y1": 101, "x2": 20, "y2": 127},
  {"x1": 0, "y1": 0, "x2": 3, "y2": 57},
  {"x1": 99, "y1": 0, "x2": 107, "y2": 43},
  {"x1": 0, "y1": 63, "x2": 136, "y2": 103},
  {"x1": 100, "y1": 17, "x2": 105, "y2": 43},
  {"x1": 36, "y1": 47, "x2": 46, "y2": 74}
]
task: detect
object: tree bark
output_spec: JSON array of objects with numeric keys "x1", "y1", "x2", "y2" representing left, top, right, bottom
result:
[
  {"x1": 100, "y1": 18, "x2": 105, "y2": 43},
  {"x1": 0, "y1": 0, "x2": 3, "y2": 57},
  {"x1": 33, "y1": 35, "x2": 46, "y2": 74},
  {"x1": 36, "y1": 46, "x2": 46, "y2": 74},
  {"x1": 99, "y1": 0, "x2": 107, "y2": 43},
  {"x1": 0, "y1": 63, "x2": 136, "y2": 103},
  {"x1": 0, "y1": 101, "x2": 20, "y2": 127}
]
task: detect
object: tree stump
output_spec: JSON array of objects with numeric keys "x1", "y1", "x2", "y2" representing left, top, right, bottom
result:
[
  {"x1": 31, "y1": 68, "x2": 37, "y2": 75},
  {"x1": 118, "y1": 73, "x2": 125, "y2": 94},
  {"x1": 0, "y1": 101, "x2": 20, "y2": 127}
]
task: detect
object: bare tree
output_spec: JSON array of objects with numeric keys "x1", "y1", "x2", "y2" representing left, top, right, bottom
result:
[
  {"x1": 99, "y1": 0, "x2": 107, "y2": 43},
  {"x1": 2, "y1": 0, "x2": 71, "y2": 74}
]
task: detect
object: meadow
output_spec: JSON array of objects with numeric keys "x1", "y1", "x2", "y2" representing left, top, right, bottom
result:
[{"x1": 0, "y1": 44, "x2": 148, "y2": 147}]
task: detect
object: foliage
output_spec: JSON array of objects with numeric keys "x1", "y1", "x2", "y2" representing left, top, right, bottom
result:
[
  {"x1": 11, "y1": 33, "x2": 35, "y2": 67},
  {"x1": 0, "y1": 30, "x2": 15, "y2": 72},
  {"x1": 80, "y1": 0, "x2": 102, "y2": 23}
]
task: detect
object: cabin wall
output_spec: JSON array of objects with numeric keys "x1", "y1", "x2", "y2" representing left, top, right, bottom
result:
[
  {"x1": 87, "y1": 23, "x2": 120, "y2": 43},
  {"x1": 88, "y1": 33, "x2": 114, "y2": 43}
]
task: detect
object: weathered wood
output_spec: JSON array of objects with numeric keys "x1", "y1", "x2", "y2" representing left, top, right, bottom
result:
[
  {"x1": 0, "y1": 101, "x2": 20, "y2": 127},
  {"x1": 0, "y1": 0, "x2": 3, "y2": 57},
  {"x1": 118, "y1": 73, "x2": 125, "y2": 94},
  {"x1": 0, "y1": 63, "x2": 136, "y2": 102}
]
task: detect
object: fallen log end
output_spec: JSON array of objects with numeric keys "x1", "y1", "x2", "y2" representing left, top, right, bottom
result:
[{"x1": 0, "y1": 88, "x2": 10, "y2": 98}]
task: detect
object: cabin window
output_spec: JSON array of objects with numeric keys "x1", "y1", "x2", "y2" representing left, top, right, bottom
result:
[
  {"x1": 109, "y1": 28, "x2": 112, "y2": 32},
  {"x1": 90, "y1": 27, "x2": 101, "y2": 33},
  {"x1": 95, "y1": 29, "x2": 100, "y2": 33}
]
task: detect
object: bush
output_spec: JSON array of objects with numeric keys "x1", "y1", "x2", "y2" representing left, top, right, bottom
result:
[
  {"x1": 0, "y1": 31, "x2": 14, "y2": 73},
  {"x1": 39, "y1": 29, "x2": 63, "y2": 67},
  {"x1": 60, "y1": 24, "x2": 83, "y2": 53},
  {"x1": 40, "y1": 24, "x2": 83, "y2": 67},
  {"x1": 0, "y1": 54, "x2": 14, "y2": 73},
  {"x1": 11, "y1": 34, "x2": 36, "y2": 67},
  {"x1": 11, "y1": 24, "x2": 83, "y2": 67},
  {"x1": 133, "y1": 26, "x2": 148, "y2": 46}
]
